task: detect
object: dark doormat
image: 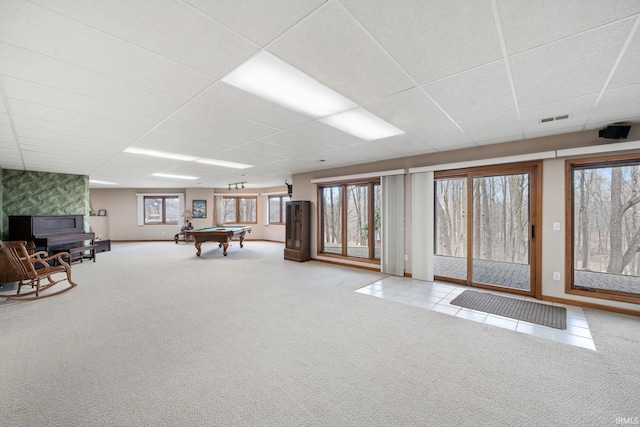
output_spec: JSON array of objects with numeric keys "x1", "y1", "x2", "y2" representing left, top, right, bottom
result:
[{"x1": 450, "y1": 290, "x2": 566, "y2": 330}]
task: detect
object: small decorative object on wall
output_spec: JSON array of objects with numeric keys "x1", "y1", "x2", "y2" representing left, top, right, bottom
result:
[
  {"x1": 285, "y1": 179, "x2": 293, "y2": 198},
  {"x1": 192, "y1": 200, "x2": 206, "y2": 218},
  {"x1": 98, "y1": 209, "x2": 107, "y2": 216}
]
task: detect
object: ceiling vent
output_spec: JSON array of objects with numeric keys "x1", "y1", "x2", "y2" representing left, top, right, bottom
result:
[{"x1": 539, "y1": 114, "x2": 570, "y2": 123}]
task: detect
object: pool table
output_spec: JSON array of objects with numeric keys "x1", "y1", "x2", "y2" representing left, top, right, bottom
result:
[{"x1": 186, "y1": 226, "x2": 251, "y2": 257}]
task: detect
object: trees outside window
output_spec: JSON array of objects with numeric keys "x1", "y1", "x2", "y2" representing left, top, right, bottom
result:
[
  {"x1": 569, "y1": 155, "x2": 640, "y2": 302},
  {"x1": 223, "y1": 197, "x2": 257, "y2": 224},
  {"x1": 319, "y1": 180, "x2": 380, "y2": 261},
  {"x1": 269, "y1": 196, "x2": 290, "y2": 224},
  {"x1": 144, "y1": 196, "x2": 179, "y2": 224}
]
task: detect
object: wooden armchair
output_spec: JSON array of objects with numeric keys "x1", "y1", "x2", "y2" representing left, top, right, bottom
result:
[{"x1": 0, "y1": 241, "x2": 77, "y2": 300}]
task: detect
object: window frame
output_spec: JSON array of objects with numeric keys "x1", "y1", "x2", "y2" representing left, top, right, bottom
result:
[
  {"x1": 143, "y1": 195, "x2": 180, "y2": 225},
  {"x1": 268, "y1": 195, "x2": 290, "y2": 225},
  {"x1": 565, "y1": 153, "x2": 640, "y2": 304},
  {"x1": 222, "y1": 196, "x2": 258, "y2": 224},
  {"x1": 317, "y1": 178, "x2": 381, "y2": 264}
]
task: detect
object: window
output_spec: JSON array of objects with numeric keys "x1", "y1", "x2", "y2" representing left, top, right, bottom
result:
[
  {"x1": 144, "y1": 196, "x2": 179, "y2": 224},
  {"x1": 568, "y1": 154, "x2": 640, "y2": 303},
  {"x1": 319, "y1": 180, "x2": 381, "y2": 261},
  {"x1": 222, "y1": 197, "x2": 257, "y2": 224},
  {"x1": 269, "y1": 195, "x2": 290, "y2": 224}
]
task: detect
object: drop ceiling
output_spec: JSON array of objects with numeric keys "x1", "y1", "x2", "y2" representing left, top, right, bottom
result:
[{"x1": 1, "y1": 0, "x2": 639, "y2": 189}]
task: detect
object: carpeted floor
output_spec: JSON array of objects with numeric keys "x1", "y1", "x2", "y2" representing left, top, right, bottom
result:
[{"x1": 1, "y1": 241, "x2": 639, "y2": 426}]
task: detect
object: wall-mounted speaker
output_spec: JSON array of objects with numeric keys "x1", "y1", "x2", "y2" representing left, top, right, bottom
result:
[{"x1": 599, "y1": 125, "x2": 631, "y2": 139}]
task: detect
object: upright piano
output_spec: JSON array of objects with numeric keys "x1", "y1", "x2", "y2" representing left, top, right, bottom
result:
[{"x1": 8, "y1": 214, "x2": 95, "y2": 254}]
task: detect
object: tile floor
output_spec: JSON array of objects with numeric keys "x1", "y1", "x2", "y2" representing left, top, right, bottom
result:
[{"x1": 356, "y1": 276, "x2": 596, "y2": 351}]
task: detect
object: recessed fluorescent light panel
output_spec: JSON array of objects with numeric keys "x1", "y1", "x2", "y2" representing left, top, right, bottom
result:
[
  {"x1": 124, "y1": 147, "x2": 198, "y2": 161},
  {"x1": 196, "y1": 158, "x2": 253, "y2": 169},
  {"x1": 152, "y1": 173, "x2": 198, "y2": 180},
  {"x1": 222, "y1": 51, "x2": 357, "y2": 118},
  {"x1": 89, "y1": 180, "x2": 118, "y2": 185},
  {"x1": 320, "y1": 108, "x2": 405, "y2": 141}
]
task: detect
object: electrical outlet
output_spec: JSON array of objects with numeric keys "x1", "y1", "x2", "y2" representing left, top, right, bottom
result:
[
  {"x1": 404, "y1": 254, "x2": 408, "y2": 261},
  {"x1": 553, "y1": 272, "x2": 560, "y2": 280},
  {"x1": 553, "y1": 222, "x2": 561, "y2": 231}
]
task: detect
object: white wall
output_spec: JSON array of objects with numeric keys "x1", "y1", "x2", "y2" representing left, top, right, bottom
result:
[
  {"x1": 292, "y1": 128, "x2": 640, "y2": 313},
  {"x1": 89, "y1": 186, "x2": 288, "y2": 243}
]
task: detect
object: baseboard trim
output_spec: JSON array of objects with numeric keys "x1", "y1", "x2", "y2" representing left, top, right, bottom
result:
[
  {"x1": 542, "y1": 295, "x2": 640, "y2": 317},
  {"x1": 311, "y1": 257, "x2": 381, "y2": 272}
]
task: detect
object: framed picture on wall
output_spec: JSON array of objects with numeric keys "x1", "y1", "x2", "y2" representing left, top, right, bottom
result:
[
  {"x1": 193, "y1": 200, "x2": 206, "y2": 218},
  {"x1": 98, "y1": 209, "x2": 107, "y2": 216}
]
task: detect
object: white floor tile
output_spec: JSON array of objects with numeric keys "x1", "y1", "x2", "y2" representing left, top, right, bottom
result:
[{"x1": 355, "y1": 277, "x2": 597, "y2": 350}]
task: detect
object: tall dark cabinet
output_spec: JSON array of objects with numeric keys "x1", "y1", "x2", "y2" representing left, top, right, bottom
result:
[{"x1": 284, "y1": 200, "x2": 310, "y2": 262}]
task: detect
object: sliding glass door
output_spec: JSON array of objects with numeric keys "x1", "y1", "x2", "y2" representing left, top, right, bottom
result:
[{"x1": 434, "y1": 162, "x2": 540, "y2": 296}]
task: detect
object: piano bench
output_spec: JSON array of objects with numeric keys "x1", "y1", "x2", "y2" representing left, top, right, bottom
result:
[{"x1": 54, "y1": 244, "x2": 96, "y2": 264}]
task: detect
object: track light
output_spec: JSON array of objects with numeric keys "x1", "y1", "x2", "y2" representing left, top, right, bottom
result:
[{"x1": 228, "y1": 181, "x2": 247, "y2": 191}]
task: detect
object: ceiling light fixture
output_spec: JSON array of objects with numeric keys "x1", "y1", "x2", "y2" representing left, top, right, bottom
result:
[
  {"x1": 222, "y1": 52, "x2": 404, "y2": 141},
  {"x1": 152, "y1": 173, "x2": 198, "y2": 180},
  {"x1": 196, "y1": 158, "x2": 252, "y2": 169},
  {"x1": 223, "y1": 51, "x2": 357, "y2": 118},
  {"x1": 89, "y1": 180, "x2": 118, "y2": 185},
  {"x1": 124, "y1": 147, "x2": 198, "y2": 161},
  {"x1": 320, "y1": 108, "x2": 405, "y2": 141},
  {"x1": 228, "y1": 181, "x2": 247, "y2": 190}
]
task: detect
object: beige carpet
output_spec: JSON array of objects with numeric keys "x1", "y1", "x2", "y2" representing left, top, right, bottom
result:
[{"x1": 1, "y1": 241, "x2": 639, "y2": 426}]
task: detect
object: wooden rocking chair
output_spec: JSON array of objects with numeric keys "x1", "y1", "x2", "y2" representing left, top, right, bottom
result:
[{"x1": 0, "y1": 241, "x2": 77, "y2": 300}]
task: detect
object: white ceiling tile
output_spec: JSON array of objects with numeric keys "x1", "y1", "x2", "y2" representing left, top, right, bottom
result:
[
  {"x1": 364, "y1": 87, "x2": 451, "y2": 132},
  {"x1": 342, "y1": 0, "x2": 503, "y2": 84},
  {"x1": 8, "y1": 99, "x2": 149, "y2": 138},
  {"x1": 425, "y1": 61, "x2": 515, "y2": 122},
  {"x1": 0, "y1": 124, "x2": 13, "y2": 137},
  {"x1": 135, "y1": 130, "x2": 234, "y2": 155},
  {"x1": 30, "y1": 0, "x2": 258, "y2": 78},
  {"x1": 2, "y1": 76, "x2": 165, "y2": 129},
  {"x1": 15, "y1": 128, "x2": 126, "y2": 153},
  {"x1": 270, "y1": 2, "x2": 414, "y2": 104},
  {"x1": 288, "y1": 121, "x2": 365, "y2": 149},
  {"x1": 376, "y1": 133, "x2": 437, "y2": 156},
  {"x1": 215, "y1": 147, "x2": 285, "y2": 165},
  {"x1": 0, "y1": 44, "x2": 186, "y2": 116},
  {"x1": 196, "y1": 83, "x2": 313, "y2": 130},
  {"x1": 172, "y1": 102, "x2": 279, "y2": 140},
  {"x1": 511, "y1": 20, "x2": 636, "y2": 108},
  {"x1": 259, "y1": 130, "x2": 334, "y2": 154},
  {"x1": 343, "y1": 141, "x2": 404, "y2": 162},
  {"x1": 12, "y1": 116, "x2": 137, "y2": 145},
  {"x1": 186, "y1": 0, "x2": 326, "y2": 46},
  {"x1": 153, "y1": 118, "x2": 251, "y2": 147},
  {"x1": 497, "y1": 0, "x2": 640, "y2": 54},
  {"x1": 520, "y1": 94, "x2": 598, "y2": 136},
  {"x1": 608, "y1": 27, "x2": 640, "y2": 90},
  {"x1": 525, "y1": 125, "x2": 585, "y2": 140},
  {"x1": 0, "y1": 2, "x2": 638, "y2": 188},
  {"x1": 294, "y1": 149, "x2": 358, "y2": 168},
  {"x1": 588, "y1": 84, "x2": 640, "y2": 126},
  {"x1": 411, "y1": 124, "x2": 476, "y2": 150},
  {"x1": 240, "y1": 139, "x2": 307, "y2": 159},
  {"x1": 0, "y1": 112, "x2": 11, "y2": 126},
  {"x1": 1, "y1": 1, "x2": 214, "y2": 99},
  {"x1": 459, "y1": 111, "x2": 523, "y2": 143}
]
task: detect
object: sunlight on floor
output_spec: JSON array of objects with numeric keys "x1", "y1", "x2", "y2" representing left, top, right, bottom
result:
[{"x1": 356, "y1": 276, "x2": 596, "y2": 351}]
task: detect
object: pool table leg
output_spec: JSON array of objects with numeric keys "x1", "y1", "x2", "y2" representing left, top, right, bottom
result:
[
  {"x1": 222, "y1": 241, "x2": 229, "y2": 256},
  {"x1": 194, "y1": 241, "x2": 202, "y2": 256}
]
